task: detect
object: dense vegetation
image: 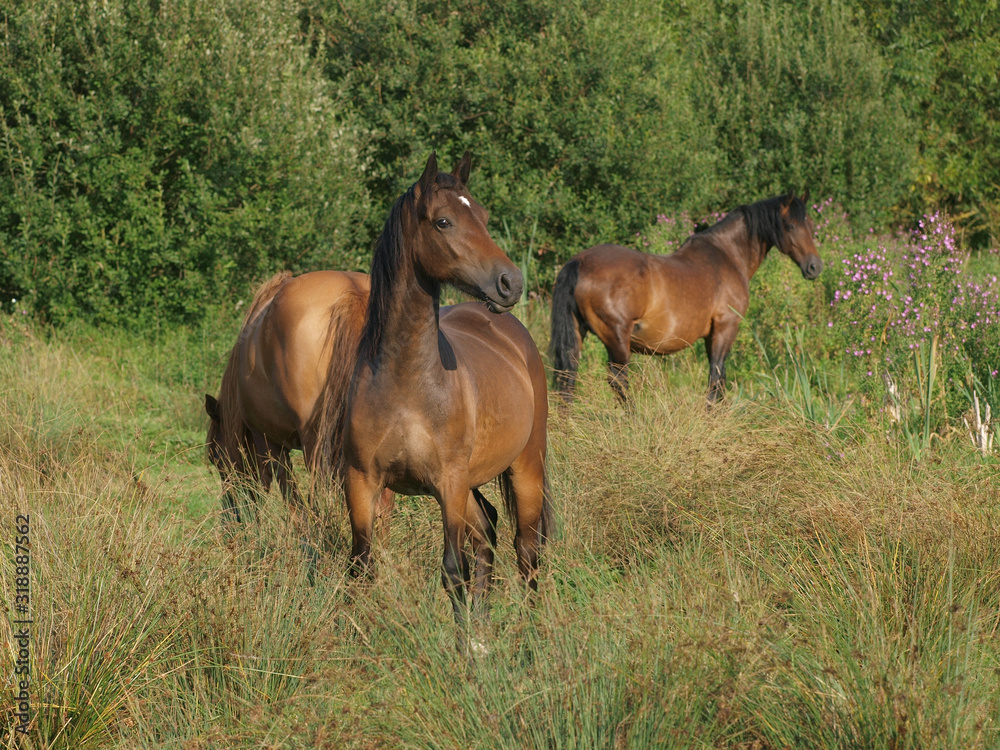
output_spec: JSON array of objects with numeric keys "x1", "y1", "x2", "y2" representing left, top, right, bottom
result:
[
  {"x1": 2, "y1": 0, "x2": 998, "y2": 326},
  {"x1": 2, "y1": 1, "x2": 999, "y2": 746}
]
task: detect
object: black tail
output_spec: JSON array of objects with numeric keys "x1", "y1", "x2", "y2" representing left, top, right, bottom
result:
[{"x1": 549, "y1": 259, "x2": 583, "y2": 401}]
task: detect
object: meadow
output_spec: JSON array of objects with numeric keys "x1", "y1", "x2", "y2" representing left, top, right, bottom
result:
[{"x1": 2, "y1": 205, "x2": 1000, "y2": 748}]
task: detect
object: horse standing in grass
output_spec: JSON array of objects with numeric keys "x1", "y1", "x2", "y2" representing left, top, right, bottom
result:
[
  {"x1": 550, "y1": 193, "x2": 822, "y2": 404},
  {"x1": 322, "y1": 152, "x2": 554, "y2": 624},
  {"x1": 205, "y1": 270, "x2": 391, "y2": 522}
]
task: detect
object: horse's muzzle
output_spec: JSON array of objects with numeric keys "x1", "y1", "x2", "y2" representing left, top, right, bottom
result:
[
  {"x1": 487, "y1": 268, "x2": 523, "y2": 312},
  {"x1": 802, "y1": 258, "x2": 823, "y2": 280}
]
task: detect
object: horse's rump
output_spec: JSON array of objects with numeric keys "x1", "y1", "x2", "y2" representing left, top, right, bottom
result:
[{"x1": 212, "y1": 271, "x2": 296, "y2": 464}]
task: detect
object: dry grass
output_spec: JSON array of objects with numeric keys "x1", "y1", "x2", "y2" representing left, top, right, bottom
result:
[{"x1": 2, "y1": 311, "x2": 1000, "y2": 748}]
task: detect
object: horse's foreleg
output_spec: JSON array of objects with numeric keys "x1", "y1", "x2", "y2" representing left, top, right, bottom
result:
[
  {"x1": 438, "y1": 479, "x2": 472, "y2": 625},
  {"x1": 467, "y1": 488, "x2": 498, "y2": 614}
]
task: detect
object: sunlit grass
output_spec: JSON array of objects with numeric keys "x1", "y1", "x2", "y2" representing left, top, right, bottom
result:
[{"x1": 2, "y1": 295, "x2": 999, "y2": 748}]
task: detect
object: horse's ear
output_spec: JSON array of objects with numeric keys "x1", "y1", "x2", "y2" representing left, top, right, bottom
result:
[
  {"x1": 205, "y1": 394, "x2": 220, "y2": 421},
  {"x1": 781, "y1": 192, "x2": 795, "y2": 213},
  {"x1": 801, "y1": 187, "x2": 810, "y2": 204},
  {"x1": 415, "y1": 152, "x2": 439, "y2": 199},
  {"x1": 453, "y1": 151, "x2": 472, "y2": 185}
]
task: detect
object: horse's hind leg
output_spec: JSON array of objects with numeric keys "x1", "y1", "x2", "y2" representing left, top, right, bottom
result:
[
  {"x1": 272, "y1": 445, "x2": 305, "y2": 511},
  {"x1": 269, "y1": 444, "x2": 324, "y2": 578},
  {"x1": 502, "y1": 448, "x2": 550, "y2": 594},
  {"x1": 373, "y1": 487, "x2": 396, "y2": 542},
  {"x1": 467, "y1": 488, "x2": 498, "y2": 612},
  {"x1": 604, "y1": 323, "x2": 634, "y2": 404},
  {"x1": 705, "y1": 318, "x2": 739, "y2": 404}
]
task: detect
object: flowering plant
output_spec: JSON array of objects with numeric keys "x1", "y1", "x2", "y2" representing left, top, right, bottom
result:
[{"x1": 830, "y1": 212, "x2": 1000, "y2": 422}]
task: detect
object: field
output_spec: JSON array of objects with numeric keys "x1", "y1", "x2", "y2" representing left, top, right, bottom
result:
[{"x1": 2, "y1": 208, "x2": 1000, "y2": 748}]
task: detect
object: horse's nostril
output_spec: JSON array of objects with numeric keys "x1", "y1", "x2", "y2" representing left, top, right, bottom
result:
[{"x1": 498, "y1": 273, "x2": 512, "y2": 296}]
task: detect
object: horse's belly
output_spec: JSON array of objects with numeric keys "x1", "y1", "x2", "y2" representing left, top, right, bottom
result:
[
  {"x1": 467, "y1": 405, "x2": 534, "y2": 486},
  {"x1": 631, "y1": 317, "x2": 708, "y2": 355}
]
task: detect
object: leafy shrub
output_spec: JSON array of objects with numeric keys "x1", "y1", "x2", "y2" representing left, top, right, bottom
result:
[
  {"x1": 855, "y1": 0, "x2": 1000, "y2": 248},
  {"x1": 0, "y1": 0, "x2": 369, "y2": 327},
  {"x1": 680, "y1": 0, "x2": 915, "y2": 229},
  {"x1": 307, "y1": 0, "x2": 727, "y2": 285}
]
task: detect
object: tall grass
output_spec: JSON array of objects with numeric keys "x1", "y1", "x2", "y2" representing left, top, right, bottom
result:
[{"x1": 2, "y1": 302, "x2": 999, "y2": 747}]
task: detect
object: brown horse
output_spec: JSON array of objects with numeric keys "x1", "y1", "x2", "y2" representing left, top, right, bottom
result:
[
  {"x1": 323, "y1": 152, "x2": 554, "y2": 624},
  {"x1": 550, "y1": 193, "x2": 822, "y2": 403},
  {"x1": 205, "y1": 270, "x2": 392, "y2": 523}
]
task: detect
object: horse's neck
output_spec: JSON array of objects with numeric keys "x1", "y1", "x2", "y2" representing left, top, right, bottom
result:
[
  {"x1": 368, "y1": 268, "x2": 445, "y2": 383},
  {"x1": 722, "y1": 218, "x2": 769, "y2": 279}
]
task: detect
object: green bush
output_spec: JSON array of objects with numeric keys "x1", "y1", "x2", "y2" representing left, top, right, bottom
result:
[
  {"x1": 855, "y1": 0, "x2": 1000, "y2": 248},
  {"x1": 680, "y1": 0, "x2": 915, "y2": 229},
  {"x1": 0, "y1": 0, "x2": 993, "y2": 326},
  {"x1": 307, "y1": 0, "x2": 724, "y2": 285},
  {"x1": 0, "y1": 0, "x2": 369, "y2": 327}
]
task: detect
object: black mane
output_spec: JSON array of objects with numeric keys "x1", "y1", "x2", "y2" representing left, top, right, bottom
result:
[
  {"x1": 359, "y1": 187, "x2": 416, "y2": 364},
  {"x1": 357, "y1": 170, "x2": 468, "y2": 364},
  {"x1": 706, "y1": 194, "x2": 807, "y2": 251}
]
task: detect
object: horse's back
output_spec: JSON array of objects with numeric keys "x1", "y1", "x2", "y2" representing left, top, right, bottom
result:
[
  {"x1": 570, "y1": 242, "x2": 736, "y2": 355},
  {"x1": 573, "y1": 244, "x2": 651, "y2": 310}
]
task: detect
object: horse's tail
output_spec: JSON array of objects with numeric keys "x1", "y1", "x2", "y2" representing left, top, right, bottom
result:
[
  {"x1": 314, "y1": 286, "x2": 368, "y2": 479},
  {"x1": 549, "y1": 258, "x2": 583, "y2": 401},
  {"x1": 243, "y1": 270, "x2": 294, "y2": 324}
]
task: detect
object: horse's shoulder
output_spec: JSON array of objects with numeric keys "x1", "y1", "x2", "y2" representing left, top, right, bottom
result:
[
  {"x1": 441, "y1": 303, "x2": 536, "y2": 358},
  {"x1": 441, "y1": 302, "x2": 526, "y2": 334}
]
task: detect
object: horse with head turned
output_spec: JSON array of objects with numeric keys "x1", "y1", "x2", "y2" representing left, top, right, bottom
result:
[
  {"x1": 321, "y1": 151, "x2": 555, "y2": 627},
  {"x1": 550, "y1": 193, "x2": 822, "y2": 404}
]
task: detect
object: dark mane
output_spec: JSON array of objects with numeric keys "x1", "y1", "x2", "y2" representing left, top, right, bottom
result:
[
  {"x1": 358, "y1": 186, "x2": 417, "y2": 364},
  {"x1": 739, "y1": 194, "x2": 806, "y2": 251},
  {"x1": 701, "y1": 194, "x2": 807, "y2": 252},
  {"x1": 315, "y1": 182, "x2": 421, "y2": 475},
  {"x1": 358, "y1": 172, "x2": 462, "y2": 363}
]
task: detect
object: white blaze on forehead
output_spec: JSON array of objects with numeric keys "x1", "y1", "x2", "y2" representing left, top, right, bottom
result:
[{"x1": 458, "y1": 196, "x2": 471, "y2": 207}]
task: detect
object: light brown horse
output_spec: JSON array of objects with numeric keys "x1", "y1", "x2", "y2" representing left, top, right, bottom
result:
[
  {"x1": 550, "y1": 193, "x2": 822, "y2": 403},
  {"x1": 205, "y1": 270, "x2": 392, "y2": 522},
  {"x1": 322, "y1": 152, "x2": 554, "y2": 624}
]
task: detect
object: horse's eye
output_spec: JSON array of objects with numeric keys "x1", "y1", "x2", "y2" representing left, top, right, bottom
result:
[{"x1": 434, "y1": 218, "x2": 451, "y2": 229}]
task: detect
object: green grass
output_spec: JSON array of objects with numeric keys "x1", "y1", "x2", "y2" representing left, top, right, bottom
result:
[{"x1": 2, "y1": 300, "x2": 999, "y2": 748}]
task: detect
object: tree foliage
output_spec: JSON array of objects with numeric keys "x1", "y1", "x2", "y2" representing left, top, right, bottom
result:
[
  {"x1": 0, "y1": 0, "x2": 993, "y2": 326},
  {"x1": 0, "y1": 0, "x2": 368, "y2": 326}
]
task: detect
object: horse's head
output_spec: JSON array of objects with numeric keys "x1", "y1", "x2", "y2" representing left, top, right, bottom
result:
[
  {"x1": 778, "y1": 192, "x2": 822, "y2": 280},
  {"x1": 412, "y1": 152, "x2": 523, "y2": 313}
]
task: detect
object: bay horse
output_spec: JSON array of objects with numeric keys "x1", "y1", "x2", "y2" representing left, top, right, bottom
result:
[
  {"x1": 550, "y1": 193, "x2": 822, "y2": 403},
  {"x1": 323, "y1": 152, "x2": 554, "y2": 625},
  {"x1": 205, "y1": 270, "x2": 392, "y2": 523}
]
